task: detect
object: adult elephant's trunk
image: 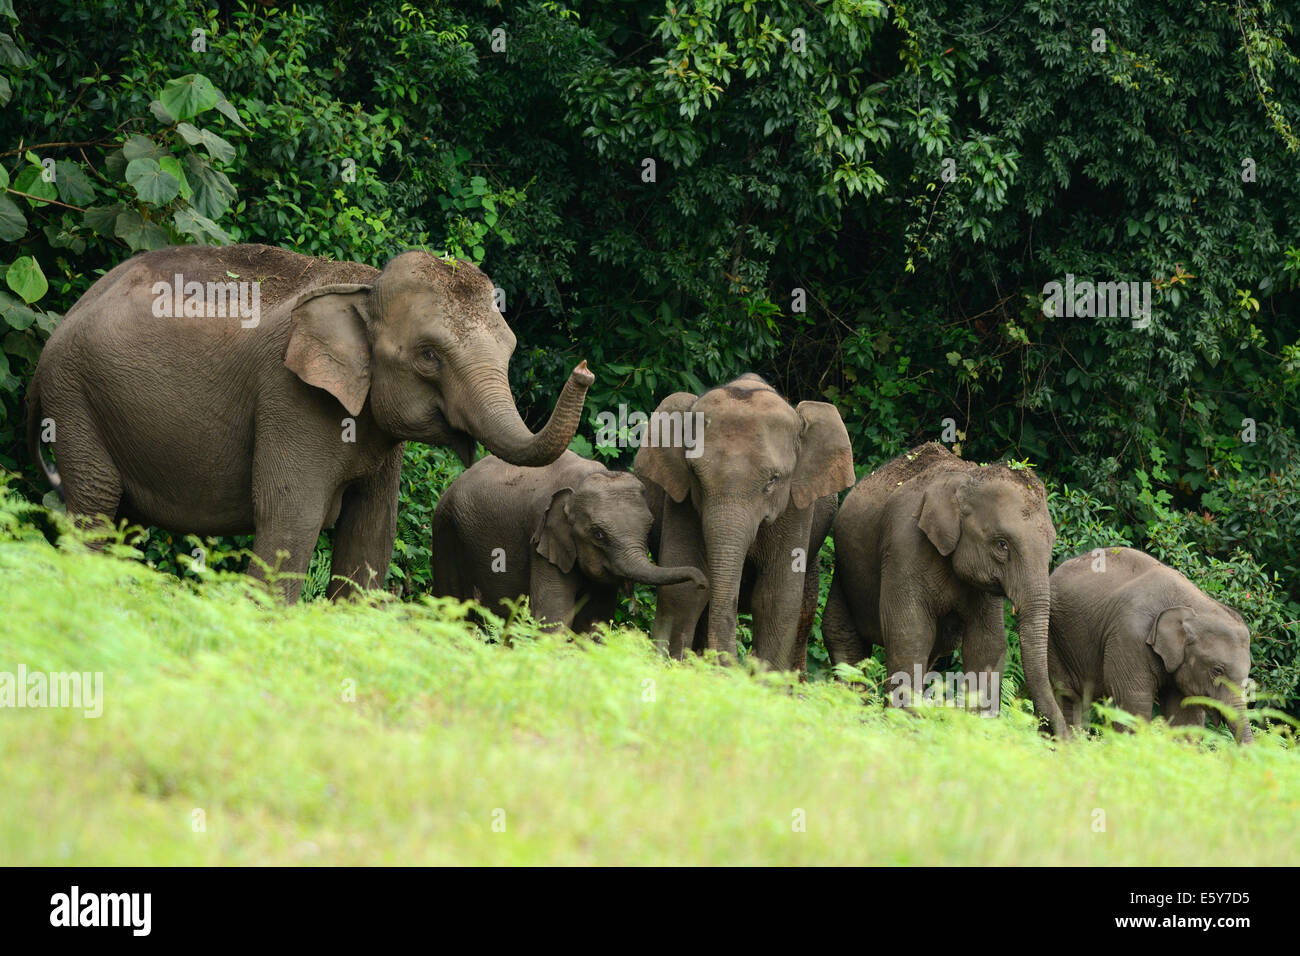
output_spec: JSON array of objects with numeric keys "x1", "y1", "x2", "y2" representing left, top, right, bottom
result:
[
  {"x1": 613, "y1": 549, "x2": 707, "y2": 590},
  {"x1": 701, "y1": 497, "x2": 761, "y2": 660},
  {"x1": 1011, "y1": 576, "x2": 1070, "y2": 737},
  {"x1": 465, "y1": 361, "x2": 594, "y2": 467}
]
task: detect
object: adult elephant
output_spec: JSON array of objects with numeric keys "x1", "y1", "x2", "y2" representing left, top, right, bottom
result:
[
  {"x1": 431, "y1": 450, "x2": 706, "y2": 631},
  {"x1": 821, "y1": 442, "x2": 1068, "y2": 736},
  {"x1": 1049, "y1": 547, "x2": 1253, "y2": 742},
  {"x1": 27, "y1": 243, "x2": 593, "y2": 602},
  {"x1": 634, "y1": 374, "x2": 856, "y2": 672}
]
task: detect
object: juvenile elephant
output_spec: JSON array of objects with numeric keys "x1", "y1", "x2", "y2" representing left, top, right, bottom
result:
[
  {"x1": 431, "y1": 450, "x2": 705, "y2": 630},
  {"x1": 822, "y1": 442, "x2": 1068, "y2": 736},
  {"x1": 27, "y1": 243, "x2": 592, "y2": 602},
  {"x1": 634, "y1": 374, "x2": 856, "y2": 672},
  {"x1": 1049, "y1": 547, "x2": 1253, "y2": 742}
]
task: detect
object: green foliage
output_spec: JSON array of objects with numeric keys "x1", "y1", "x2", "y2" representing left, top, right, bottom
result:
[
  {"x1": 0, "y1": 0, "x2": 1297, "y2": 710},
  {"x1": 2, "y1": 486, "x2": 1297, "y2": 865}
]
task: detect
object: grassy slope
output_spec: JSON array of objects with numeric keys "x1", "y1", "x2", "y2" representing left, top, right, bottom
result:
[{"x1": 1, "y1": 535, "x2": 1297, "y2": 866}]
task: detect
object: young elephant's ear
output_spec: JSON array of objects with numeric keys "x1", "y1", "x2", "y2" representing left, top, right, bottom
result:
[
  {"x1": 918, "y1": 474, "x2": 965, "y2": 556},
  {"x1": 285, "y1": 284, "x2": 373, "y2": 416},
  {"x1": 633, "y1": 392, "x2": 698, "y2": 504},
  {"x1": 1148, "y1": 605, "x2": 1196, "y2": 672},
  {"x1": 532, "y1": 488, "x2": 577, "y2": 573},
  {"x1": 791, "y1": 401, "x2": 856, "y2": 510}
]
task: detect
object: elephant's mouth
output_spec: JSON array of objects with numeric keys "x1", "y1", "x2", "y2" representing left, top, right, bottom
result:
[{"x1": 427, "y1": 408, "x2": 475, "y2": 468}]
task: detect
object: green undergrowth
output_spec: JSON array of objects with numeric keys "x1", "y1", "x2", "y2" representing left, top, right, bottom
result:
[{"x1": 0, "y1": 500, "x2": 1297, "y2": 865}]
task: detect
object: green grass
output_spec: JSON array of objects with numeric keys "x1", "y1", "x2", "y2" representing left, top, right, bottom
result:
[{"x1": 1, "y1": 523, "x2": 1297, "y2": 865}]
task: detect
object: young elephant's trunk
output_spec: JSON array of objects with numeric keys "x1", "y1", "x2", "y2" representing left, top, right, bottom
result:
[{"x1": 614, "y1": 549, "x2": 707, "y2": 590}]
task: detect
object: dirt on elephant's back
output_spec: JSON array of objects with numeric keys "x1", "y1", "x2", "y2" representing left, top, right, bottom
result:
[{"x1": 868, "y1": 442, "x2": 955, "y2": 487}]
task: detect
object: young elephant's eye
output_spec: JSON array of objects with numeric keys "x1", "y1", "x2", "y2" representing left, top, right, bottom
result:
[
  {"x1": 765, "y1": 474, "x2": 780, "y2": 491},
  {"x1": 420, "y1": 347, "x2": 439, "y2": 365},
  {"x1": 996, "y1": 539, "x2": 1010, "y2": 552},
  {"x1": 591, "y1": 527, "x2": 606, "y2": 542}
]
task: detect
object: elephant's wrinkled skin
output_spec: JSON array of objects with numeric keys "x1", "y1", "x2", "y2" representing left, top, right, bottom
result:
[
  {"x1": 635, "y1": 374, "x2": 856, "y2": 673},
  {"x1": 431, "y1": 450, "x2": 705, "y2": 631},
  {"x1": 822, "y1": 442, "x2": 1068, "y2": 735},
  {"x1": 27, "y1": 244, "x2": 593, "y2": 602},
  {"x1": 1049, "y1": 547, "x2": 1253, "y2": 742}
]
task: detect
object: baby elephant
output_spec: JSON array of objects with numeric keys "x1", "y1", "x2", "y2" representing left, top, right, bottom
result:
[
  {"x1": 432, "y1": 450, "x2": 706, "y2": 631},
  {"x1": 1049, "y1": 547, "x2": 1253, "y2": 742}
]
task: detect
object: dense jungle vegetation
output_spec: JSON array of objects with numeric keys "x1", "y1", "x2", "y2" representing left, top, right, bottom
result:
[{"x1": 1, "y1": 0, "x2": 1297, "y2": 711}]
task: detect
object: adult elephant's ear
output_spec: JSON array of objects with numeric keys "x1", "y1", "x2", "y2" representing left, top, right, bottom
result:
[
  {"x1": 532, "y1": 488, "x2": 577, "y2": 573},
  {"x1": 634, "y1": 392, "x2": 697, "y2": 504},
  {"x1": 918, "y1": 474, "x2": 964, "y2": 555},
  {"x1": 791, "y1": 401, "x2": 856, "y2": 510},
  {"x1": 284, "y1": 284, "x2": 373, "y2": 416},
  {"x1": 1148, "y1": 606, "x2": 1196, "y2": 672}
]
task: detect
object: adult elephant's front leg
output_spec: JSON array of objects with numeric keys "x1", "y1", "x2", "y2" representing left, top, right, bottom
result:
[
  {"x1": 328, "y1": 443, "x2": 403, "y2": 600},
  {"x1": 957, "y1": 594, "x2": 1008, "y2": 717},
  {"x1": 251, "y1": 471, "x2": 328, "y2": 605},
  {"x1": 749, "y1": 508, "x2": 814, "y2": 671},
  {"x1": 652, "y1": 497, "x2": 708, "y2": 658}
]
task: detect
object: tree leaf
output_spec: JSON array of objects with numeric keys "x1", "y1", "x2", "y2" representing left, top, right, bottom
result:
[
  {"x1": 184, "y1": 153, "x2": 236, "y2": 219},
  {"x1": 6, "y1": 255, "x2": 48, "y2": 304},
  {"x1": 125, "y1": 157, "x2": 181, "y2": 204},
  {"x1": 83, "y1": 204, "x2": 125, "y2": 237},
  {"x1": 159, "y1": 73, "x2": 219, "y2": 122},
  {"x1": 122, "y1": 134, "x2": 165, "y2": 163},
  {"x1": 172, "y1": 208, "x2": 230, "y2": 245},
  {"x1": 214, "y1": 95, "x2": 249, "y2": 131},
  {"x1": 11, "y1": 164, "x2": 56, "y2": 207},
  {"x1": 0, "y1": 194, "x2": 25, "y2": 241},
  {"x1": 149, "y1": 99, "x2": 176, "y2": 125},
  {"x1": 0, "y1": 290, "x2": 36, "y2": 330},
  {"x1": 176, "y1": 122, "x2": 235, "y2": 164},
  {"x1": 54, "y1": 160, "x2": 96, "y2": 206},
  {"x1": 158, "y1": 156, "x2": 191, "y2": 200},
  {"x1": 114, "y1": 210, "x2": 169, "y2": 251}
]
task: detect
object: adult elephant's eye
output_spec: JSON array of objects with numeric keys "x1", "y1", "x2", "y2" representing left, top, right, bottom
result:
[
  {"x1": 996, "y1": 539, "x2": 1010, "y2": 552},
  {"x1": 765, "y1": 474, "x2": 779, "y2": 491},
  {"x1": 591, "y1": 528, "x2": 606, "y2": 542},
  {"x1": 421, "y1": 347, "x2": 439, "y2": 363}
]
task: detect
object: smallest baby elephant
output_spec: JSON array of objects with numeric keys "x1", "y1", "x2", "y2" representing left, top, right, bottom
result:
[
  {"x1": 1049, "y1": 547, "x2": 1253, "y2": 742},
  {"x1": 431, "y1": 450, "x2": 707, "y2": 631}
]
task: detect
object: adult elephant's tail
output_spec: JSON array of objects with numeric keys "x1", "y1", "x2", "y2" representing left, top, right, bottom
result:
[{"x1": 25, "y1": 372, "x2": 63, "y2": 499}]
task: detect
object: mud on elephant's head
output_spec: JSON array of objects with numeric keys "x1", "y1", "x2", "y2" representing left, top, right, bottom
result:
[
  {"x1": 284, "y1": 251, "x2": 593, "y2": 467},
  {"x1": 916, "y1": 459, "x2": 1057, "y2": 601},
  {"x1": 533, "y1": 471, "x2": 707, "y2": 591},
  {"x1": 1149, "y1": 603, "x2": 1254, "y2": 741}
]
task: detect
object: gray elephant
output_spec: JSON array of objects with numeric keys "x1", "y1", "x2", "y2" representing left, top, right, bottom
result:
[
  {"x1": 634, "y1": 374, "x2": 856, "y2": 672},
  {"x1": 1049, "y1": 547, "x2": 1253, "y2": 742},
  {"x1": 822, "y1": 442, "x2": 1067, "y2": 735},
  {"x1": 430, "y1": 450, "x2": 705, "y2": 630},
  {"x1": 27, "y1": 243, "x2": 592, "y2": 602}
]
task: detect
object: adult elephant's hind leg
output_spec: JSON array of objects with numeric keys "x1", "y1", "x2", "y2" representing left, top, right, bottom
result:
[
  {"x1": 49, "y1": 405, "x2": 123, "y2": 536},
  {"x1": 329, "y1": 443, "x2": 403, "y2": 600},
  {"x1": 821, "y1": 573, "x2": 867, "y2": 667}
]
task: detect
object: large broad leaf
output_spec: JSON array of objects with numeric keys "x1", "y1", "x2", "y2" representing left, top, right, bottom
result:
[
  {"x1": 0, "y1": 32, "x2": 30, "y2": 69},
  {"x1": 125, "y1": 157, "x2": 181, "y2": 204},
  {"x1": 6, "y1": 256, "x2": 48, "y2": 304},
  {"x1": 4, "y1": 329, "x2": 40, "y2": 363},
  {"x1": 54, "y1": 160, "x2": 96, "y2": 206},
  {"x1": 159, "y1": 74, "x2": 219, "y2": 122},
  {"x1": 0, "y1": 290, "x2": 36, "y2": 330},
  {"x1": 173, "y1": 208, "x2": 230, "y2": 245},
  {"x1": 184, "y1": 153, "x2": 236, "y2": 219},
  {"x1": 0, "y1": 194, "x2": 25, "y2": 241},
  {"x1": 0, "y1": 75, "x2": 11, "y2": 108},
  {"x1": 176, "y1": 123, "x2": 235, "y2": 164},
  {"x1": 158, "y1": 156, "x2": 192, "y2": 200},
  {"x1": 149, "y1": 99, "x2": 176, "y2": 125},
  {"x1": 122, "y1": 134, "x2": 166, "y2": 163},
  {"x1": 12, "y1": 164, "x2": 56, "y2": 207},
  {"x1": 114, "y1": 210, "x2": 169, "y2": 252},
  {"x1": 83, "y1": 204, "x2": 125, "y2": 237},
  {"x1": 215, "y1": 95, "x2": 249, "y2": 131}
]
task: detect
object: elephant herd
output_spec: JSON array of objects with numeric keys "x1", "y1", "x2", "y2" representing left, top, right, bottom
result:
[{"x1": 27, "y1": 246, "x2": 1255, "y2": 742}]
